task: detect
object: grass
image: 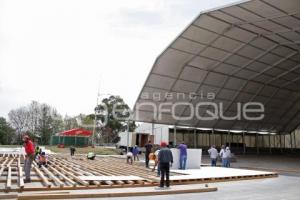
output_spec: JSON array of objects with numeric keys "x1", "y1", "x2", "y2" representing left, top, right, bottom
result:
[
  {"x1": 0, "y1": 145, "x2": 121, "y2": 155},
  {"x1": 0, "y1": 145, "x2": 22, "y2": 148},
  {"x1": 45, "y1": 146, "x2": 121, "y2": 155}
]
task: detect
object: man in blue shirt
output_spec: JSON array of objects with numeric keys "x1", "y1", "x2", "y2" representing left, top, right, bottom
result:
[{"x1": 178, "y1": 142, "x2": 187, "y2": 170}]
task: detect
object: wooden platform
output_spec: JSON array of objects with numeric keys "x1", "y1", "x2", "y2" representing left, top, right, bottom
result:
[
  {"x1": 1, "y1": 184, "x2": 217, "y2": 200},
  {"x1": 0, "y1": 153, "x2": 278, "y2": 194}
]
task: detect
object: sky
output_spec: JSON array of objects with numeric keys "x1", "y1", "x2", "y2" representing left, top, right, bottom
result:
[{"x1": 0, "y1": 0, "x2": 240, "y2": 118}]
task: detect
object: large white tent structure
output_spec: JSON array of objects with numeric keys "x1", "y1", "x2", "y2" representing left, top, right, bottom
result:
[
  {"x1": 134, "y1": 0, "x2": 300, "y2": 134},
  {"x1": 133, "y1": 0, "x2": 300, "y2": 152}
]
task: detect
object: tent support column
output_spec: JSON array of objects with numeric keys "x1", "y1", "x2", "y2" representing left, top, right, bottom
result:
[
  {"x1": 242, "y1": 132, "x2": 246, "y2": 155},
  {"x1": 269, "y1": 133, "x2": 272, "y2": 154},
  {"x1": 174, "y1": 126, "x2": 177, "y2": 147},
  {"x1": 221, "y1": 132, "x2": 223, "y2": 146},
  {"x1": 283, "y1": 134, "x2": 286, "y2": 153},
  {"x1": 194, "y1": 129, "x2": 197, "y2": 148},
  {"x1": 280, "y1": 133, "x2": 283, "y2": 154},
  {"x1": 290, "y1": 132, "x2": 293, "y2": 153},
  {"x1": 208, "y1": 131, "x2": 211, "y2": 147},
  {"x1": 228, "y1": 130, "x2": 230, "y2": 147},
  {"x1": 294, "y1": 131, "x2": 297, "y2": 149},
  {"x1": 212, "y1": 129, "x2": 215, "y2": 146},
  {"x1": 256, "y1": 133, "x2": 259, "y2": 155}
]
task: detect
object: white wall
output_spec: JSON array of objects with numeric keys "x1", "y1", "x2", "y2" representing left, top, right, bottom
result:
[
  {"x1": 118, "y1": 132, "x2": 133, "y2": 147},
  {"x1": 135, "y1": 123, "x2": 169, "y2": 145},
  {"x1": 171, "y1": 148, "x2": 202, "y2": 169}
]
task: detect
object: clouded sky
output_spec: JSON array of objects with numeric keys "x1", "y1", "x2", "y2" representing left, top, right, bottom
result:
[{"x1": 0, "y1": 0, "x2": 239, "y2": 118}]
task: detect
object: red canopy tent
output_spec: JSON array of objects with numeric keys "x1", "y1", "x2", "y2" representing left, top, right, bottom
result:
[{"x1": 59, "y1": 128, "x2": 92, "y2": 136}]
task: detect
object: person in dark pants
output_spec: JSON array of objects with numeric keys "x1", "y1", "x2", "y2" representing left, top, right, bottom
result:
[
  {"x1": 70, "y1": 146, "x2": 76, "y2": 156},
  {"x1": 157, "y1": 142, "x2": 173, "y2": 189},
  {"x1": 144, "y1": 140, "x2": 153, "y2": 168}
]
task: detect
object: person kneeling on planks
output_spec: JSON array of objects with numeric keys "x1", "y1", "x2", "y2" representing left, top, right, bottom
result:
[
  {"x1": 87, "y1": 152, "x2": 96, "y2": 160},
  {"x1": 23, "y1": 134, "x2": 35, "y2": 183},
  {"x1": 126, "y1": 151, "x2": 133, "y2": 164},
  {"x1": 37, "y1": 152, "x2": 48, "y2": 168}
]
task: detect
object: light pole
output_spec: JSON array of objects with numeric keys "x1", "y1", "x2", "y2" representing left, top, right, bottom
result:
[{"x1": 92, "y1": 93, "x2": 114, "y2": 146}]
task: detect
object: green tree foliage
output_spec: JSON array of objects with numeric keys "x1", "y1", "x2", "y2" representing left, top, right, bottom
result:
[
  {"x1": 8, "y1": 101, "x2": 64, "y2": 145},
  {"x1": 94, "y1": 95, "x2": 136, "y2": 144},
  {"x1": 0, "y1": 117, "x2": 16, "y2": 145},
  {"x1": 63, "y1": 115, "x2": 79, "y2": 130}
]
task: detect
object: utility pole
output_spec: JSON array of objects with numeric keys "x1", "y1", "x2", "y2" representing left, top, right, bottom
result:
[
  {"x1": 92, "y1": 92, "x2": 100, "y2": 147},
  {"x1": 126, "y1": 120, "x2": 130, "y2": 153}
]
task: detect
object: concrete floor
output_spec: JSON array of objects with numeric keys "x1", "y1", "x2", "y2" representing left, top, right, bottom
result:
[
  {"x1": 72, "y1": 155, "x2": 300, "y2": 200},
  {"x1": 202, "y1": 155, "x2": 300, "y2": 173},
  {"x1": 69, "y1": 175, "x2": 300, "y2": 200}
]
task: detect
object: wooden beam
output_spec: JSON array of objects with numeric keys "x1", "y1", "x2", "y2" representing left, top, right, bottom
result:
[
  {"x1": 18, "y1": 157, "x2": 24, "y2": 189},
  {"x1": 17, "y1": 186, "x2": 218, "y2": 200},
  {"x1": 41, "y1": 166, "x2": 64, "y2": 188},
  {"x1": 0, "y1": 158, "x2": 9, "y2": 176},
  {"x1": 48, "y1": 165, "x2": 76, "y2": 187},
  {"x1": 33, "y1": 164, "x2": 51, "y2": 188},
  {"x1": 6, "y1": 167, "x2": 11, "y2": 190},
  {"x1": 52, "y1": 161, "x2": 89, "y2": 186}
]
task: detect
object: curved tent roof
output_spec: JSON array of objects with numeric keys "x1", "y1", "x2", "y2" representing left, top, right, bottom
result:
[{"x1": 133, "y1": 0, "x2": 300, "y2": 134}]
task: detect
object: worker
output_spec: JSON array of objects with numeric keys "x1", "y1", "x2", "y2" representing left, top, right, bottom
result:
[
  {"x1": 208, "y1": 145, "x2": 218, "y2": 166},
  {"x1": 157, "y1": 142, "x2": 173, "y2": 189},
  {"x1": 35, "y1": 146, "x2": 41, "y2": 158},
  {"x1": 178, "y1": 142, "x2": 187, "y2": 170},
  {"x1": 37, "y1": 152, "x2": 48, "y2": 168},
  {"x1": 144, "y1": 140, "x2": 153, "y2": 168},
  {"x1": 132, "y1": 145, "x2": 140, "y2": 161},
  {"x1": 126, "y1": 151, "x2": 133, "y2": 164},
  {"x1": 70, "y1": 146, "x2": 76, "y2": 156},
  {"x1": 23, "y1": 135, "x2": 35, "y2": 183},
  {"x1": 219, "y1": 145, "x2": 226, "y2": 167},
  {"x1": 223, "y1": 147, "x2": 231, "y2": 167},
  {"x1": 87, "y1": 152, "x2": 96, "y2": 160},
  {"x1": 152, "y1": 147, "x2": 161, "y2": 177}
]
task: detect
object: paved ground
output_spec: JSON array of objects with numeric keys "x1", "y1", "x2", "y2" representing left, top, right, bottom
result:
[
  {"x1": 69, "y1": 175, "x2": 300, "y2": 200},
  {"x1": 73, "y1": 155, "x2": 300, "y2": 200},
  {"x1": 202, "y1": 155, "x2": 300, "y2": 173}
]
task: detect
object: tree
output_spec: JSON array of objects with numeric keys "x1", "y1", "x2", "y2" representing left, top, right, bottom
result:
[
  {"x1": 8, "y1": 101, "x2": 64, "y2": 145},
  {"x1": 63, "y1": 115, "x2": 79, "y2": 130},
  {"x1": 8, "y1": 106, "x2": 30, "y2": 144},
  {"x1": 0, "y1": 117, "x2": 16, "y2": 145},
  {"x1": 94, "y1": 95, "x2": 136, "y2": 144}
]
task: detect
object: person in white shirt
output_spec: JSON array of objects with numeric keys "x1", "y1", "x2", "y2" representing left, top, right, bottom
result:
[
  {"x1": 208, "y1": 145, "x2": 218, "y2": 166},
  {"x1": 152, "y1": 149, "x2": 161, "y2": 176},
  {"x1": 223, "y1": 147, "x2": 231, "y2": 167},
  {"x1": 126, "y1": 151, "x2": 133, "y2": 165},
  {"x1": 219, "y1": 145, "x2": 226, "y2": 167}
]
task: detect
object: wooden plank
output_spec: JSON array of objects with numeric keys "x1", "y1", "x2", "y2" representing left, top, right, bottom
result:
[
  {"x1": 18, "y1": 157, "x2": 24, "y2": 189},
  {"x1": 52, "y1": 162, "x2": 89, "y2": 186},
  {"x1": 17, "y1": 186, "x2": 218, "y2": 200},
  {"x1": 64, "y1": 159, "x2": 125, "y2": 185},
  {"x1": 7, "y1": 158, "x2": 15, "y2": 167},
  {"x1": 78, "y1": 175, "x2": 144, "y2": 181},
  {"x1": 6, "y1": 167, "x2": 11, "y2": 190},
  {"x1": 41, "y1": 166, "x2": 64, "y2": 188},
  {"x1": 48, "y1": 165, "x2": 77, "y2": 187},
  {"x1": 33, "y1": 164, "x2": 51, "y2": 188}
]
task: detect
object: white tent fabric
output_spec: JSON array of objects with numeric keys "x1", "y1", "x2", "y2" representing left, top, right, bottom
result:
[{"x1": 134, "y1": 0, "x2": 300, "y2": 134}]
